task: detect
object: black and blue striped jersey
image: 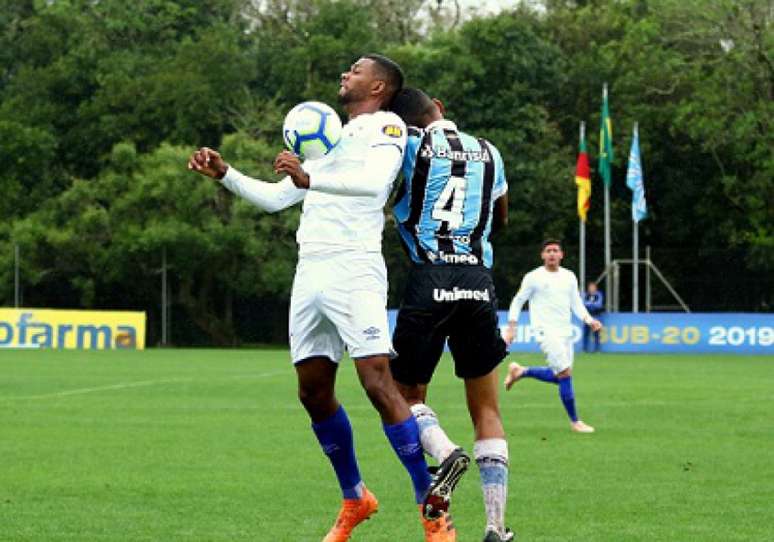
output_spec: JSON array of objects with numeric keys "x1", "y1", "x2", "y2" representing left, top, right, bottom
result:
[{"x1": 393, "y1": 119, "x2": 507, "y2": 268}]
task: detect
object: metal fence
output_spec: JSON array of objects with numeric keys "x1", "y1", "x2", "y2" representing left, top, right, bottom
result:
[{"x1": 6, "y1": 242, "x2": 773, "y2": 347}]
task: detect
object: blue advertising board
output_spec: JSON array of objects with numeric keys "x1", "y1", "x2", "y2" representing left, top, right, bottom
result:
[{"x1": 386, "y1": 311, "x2": 774, "y2": 354}]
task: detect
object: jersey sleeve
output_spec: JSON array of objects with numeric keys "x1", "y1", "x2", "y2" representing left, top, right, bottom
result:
[
  {"x1": 368, "y1": 112, "x2": 408, "y2": 156},
  {"x1": 221, "y1": 167, "x2": 306, "y2": 212},
  {"x1": 402, "y1": 127, "x2": 423, "y2": 181},
  {"x1": 308, "y1": 112, "x2": 406, "y2": 198},
  {"x1": 490, "y1": 144, "x2": 508, "y2": 200},
  {"x1": 508, "y1": 272, "x2": 535, "y2": 322}
]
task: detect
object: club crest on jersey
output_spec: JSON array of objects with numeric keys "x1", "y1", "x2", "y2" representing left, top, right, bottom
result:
[{"x1": 382, "y1": 124, "x2": 404, "y2": 138}]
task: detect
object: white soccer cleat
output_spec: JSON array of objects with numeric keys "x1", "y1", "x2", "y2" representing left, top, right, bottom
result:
[
  {"x1": 503, "y1": 362, "x2": 525, "y2": 391},
  {"x1": 571, "y1": 420, "x2": 595, "y2": 433}
]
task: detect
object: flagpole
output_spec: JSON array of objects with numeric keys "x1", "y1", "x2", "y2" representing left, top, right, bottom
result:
[
  {"x1": 162, "y1": 246, "x2": 168, "y2": 346},
  {"x1": 580, "y1": 222, "x2": 586, "y2": 291},
  {"x1": 646, "y1": 245, "x2": 652, "y2": 312},
  {"x1": 579, "y1": 121, "x2": 586, "y2": 290},
  {"x1": 14, "y1": 243, "x2": 20, "y2": 308},
  {"x1": 603, "y1": 84, "x2": 612, "y2": 312},
  {"x1": 633, "y1": 216, "x2": 639, "y2": 313},
  {"x1": 632, "y1": 122, "x2": 639, "y2": 313}
]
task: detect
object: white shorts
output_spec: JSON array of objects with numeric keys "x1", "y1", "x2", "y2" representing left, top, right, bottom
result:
[
  {"x1": 289, "y1": 251, "x2": 392, "y2": 364},
  {"x1": 538, "y1": 334, "x2": 575, "y2": 374}
]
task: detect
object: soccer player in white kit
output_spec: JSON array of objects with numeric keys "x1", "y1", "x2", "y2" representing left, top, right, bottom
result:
[
  {"x1": 188, "y1": 55, "x2": 455, "y2": 542},
  {"x1": 502, "y1": 240, "x2": 602, "y2": 433}
]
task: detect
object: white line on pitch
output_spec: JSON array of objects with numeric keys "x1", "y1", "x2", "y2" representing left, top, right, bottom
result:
[{"x1": 0, "y1": 371, "x2": 286, "y2": 401}]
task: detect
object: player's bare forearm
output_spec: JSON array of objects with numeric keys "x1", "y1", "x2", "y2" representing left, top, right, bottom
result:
[
  {"x1": 491, "y1": 194, "x2": 508, "y2": 234},
  {"x1": 274, "y1": 151, "x2": 310, "y2": 188},
  {"x1": 188, "y1": 147, "x2": 228, "y2": 179},
  {"x1": 503, "y1": 321, "x2": 517, "y2": 344}
]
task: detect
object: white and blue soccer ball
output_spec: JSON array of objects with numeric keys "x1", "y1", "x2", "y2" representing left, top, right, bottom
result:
[{"x1": 282, "y1": 101, "x2": 342, "y2": 160}]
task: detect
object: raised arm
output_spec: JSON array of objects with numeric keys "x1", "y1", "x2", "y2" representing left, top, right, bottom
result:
[
  {"x1": 221, "y1": 168, "x2": 306, "y2": 213},
  {"x1": 309, "y1": 143, "x2": 402, "y2": 197},
  {"x1": 187, "y1": 147, "x2": 305, "y2": 213},
  {"x1": 274, "y1": 115, "x2": 407, "y2": 197}
]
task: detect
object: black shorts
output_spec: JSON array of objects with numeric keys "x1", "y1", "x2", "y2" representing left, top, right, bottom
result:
[{"x1": 390, "y1": 265, "x2": 507, "y2": 384}]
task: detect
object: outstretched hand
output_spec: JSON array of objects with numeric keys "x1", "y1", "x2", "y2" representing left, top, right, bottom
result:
[
  {"x1": 502, "y1": 324, "x2": 516, "y2": 345},
  {"x1": 274, "y1": 151, "x2": 310, "y2": 189},
  {"x1": 188, "y1": 147, "x2": 228, "y2": 179}
]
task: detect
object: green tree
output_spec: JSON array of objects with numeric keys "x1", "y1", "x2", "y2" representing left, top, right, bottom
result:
[
  {"x1": 6, "y1": 134, "x2": 298, "y2": 345},
  {"x1": 389, "y1": 10, "x2": 574, "y2": 294}
]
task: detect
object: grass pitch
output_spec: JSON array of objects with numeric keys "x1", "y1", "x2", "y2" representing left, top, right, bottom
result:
[{"x1": 1, "y1": 349, "x2": 772, "y2": 541}]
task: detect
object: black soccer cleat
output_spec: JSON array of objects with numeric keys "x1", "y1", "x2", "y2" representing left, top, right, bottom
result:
[
  {"x1": 483, "y1": 528, "x2": 515, "y2": 542},
  {"x1": 422, "y1": 447, "x2": 471, "y2": 520}
]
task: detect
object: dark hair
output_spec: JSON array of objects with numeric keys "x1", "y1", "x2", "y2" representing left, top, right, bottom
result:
[
  {"x1": 390, "y1": 87, "x2": 435, "y2": 127},
  {"x1": 542, "y1": 239, "x2": 563, "y2": 250},
  {"x1": 363, "y1": 53, "x2": 404, "y2": 107}
]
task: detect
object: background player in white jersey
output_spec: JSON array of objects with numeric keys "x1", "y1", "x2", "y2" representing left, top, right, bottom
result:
[
  {"x1": 188, "y1": 55, "x2": 455, "y2": 542},
  {"x1": 502, "y1": 240, "x2": 602, "y2": 433}
]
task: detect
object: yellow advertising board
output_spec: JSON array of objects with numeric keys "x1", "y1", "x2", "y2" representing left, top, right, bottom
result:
[{"x1": 0, "y1": 308, "x2": 146, "y2": 350}]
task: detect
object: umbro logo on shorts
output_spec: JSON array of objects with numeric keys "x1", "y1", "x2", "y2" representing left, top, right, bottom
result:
[{"x1": 363, "y1": 326, "x2": 382, "y2": 340}]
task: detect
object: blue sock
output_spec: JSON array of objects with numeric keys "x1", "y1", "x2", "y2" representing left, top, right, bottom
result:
[
  {"x1": 524, "y1": 366, "x2": 559, "y2": 383},
  {"x1": 312, "y1": 405, "x2": 363, "y2": 499},
  {"x1": 383, "y1": 415, "x2": 432, "y2": 504},
  {"x1": 558, "y1": 377, "x2": 579, "y2": 422}
]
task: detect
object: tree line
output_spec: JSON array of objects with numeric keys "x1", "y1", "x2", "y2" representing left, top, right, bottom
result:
[{"x1": 1, "y1": 0, "x2": 771, "y2": 345}]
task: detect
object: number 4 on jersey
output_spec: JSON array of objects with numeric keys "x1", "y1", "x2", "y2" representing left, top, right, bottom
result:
[{"x1": 432, "y1": 176, "x2": 466, "y2": 230}]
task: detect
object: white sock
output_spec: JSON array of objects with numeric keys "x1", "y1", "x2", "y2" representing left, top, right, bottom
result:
[
  {"x1": 409, "y1": 403, "x2": 458, "y2": 463},
  {"x1": 474, "y1": 438, "x2": 509, "y2": 537}
]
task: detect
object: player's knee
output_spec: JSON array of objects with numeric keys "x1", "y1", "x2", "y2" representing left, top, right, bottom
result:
[
  {"x1": 361, "y1": 377, "x2": 393, "y2": 409},
  {"x1": 395, "y1": 381, "x2": 425, "y2": 405},
  {"x1": 298, "y1": 382, "x2": 333, "y2": 411}
]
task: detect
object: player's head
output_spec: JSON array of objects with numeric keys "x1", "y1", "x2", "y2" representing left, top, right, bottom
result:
[
  {"x1": 390, "y1": 87, "x2": 445, "y2": 128},
  {"x1": 587, "y1": 281, "x2": 598, "y2": 293},
  {"x1": 541, "y1": 239, "x2": 564, "y2": 269},
  {"x1": 339, "y1": 54, "x2": 404, "y2": 111}
]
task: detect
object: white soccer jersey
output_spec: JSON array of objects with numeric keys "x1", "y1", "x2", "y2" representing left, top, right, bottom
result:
[
  {"x1": 221, "y1": 110, "x2": 407, "y2": 255},
  {"x1": 300, "y1": 110, "x2": 406, "y2": 253},
  {"x1": 507, "y1": 266, "x2": 592, "y2": 339},
  {"x1": 219, "y1": 109, "x2": 407, "y2": 364}
]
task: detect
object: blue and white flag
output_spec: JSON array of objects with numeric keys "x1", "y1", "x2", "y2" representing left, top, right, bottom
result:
[{"x1": 625, "y1": 125, "x2": 648, "y2": 222}]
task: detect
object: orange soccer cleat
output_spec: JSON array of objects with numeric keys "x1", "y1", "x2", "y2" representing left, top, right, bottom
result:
[
  {"x1": 420, "y1": 506, "x2": 457, "y2": 542},
  {"x1": 322, "y1": 487, "x2": 379, "y2": 542}
]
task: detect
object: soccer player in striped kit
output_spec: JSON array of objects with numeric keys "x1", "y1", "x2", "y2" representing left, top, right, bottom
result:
[
  {"x1": 503, "y1": 240, "x2": 603, "y2": 433},
  {"x1": 188, "y1": 56, "x2": 455, "y2": 542},
  {"x1": 389, "y1": 88, "x2": 514, "y2": 542}
]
